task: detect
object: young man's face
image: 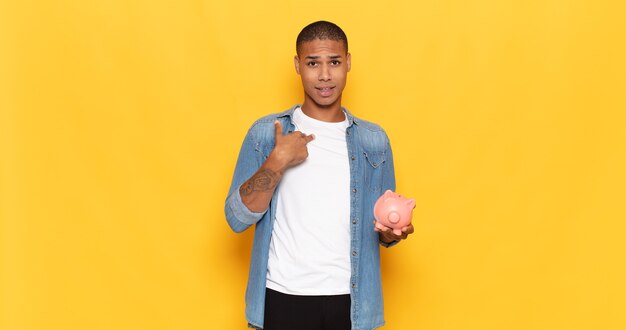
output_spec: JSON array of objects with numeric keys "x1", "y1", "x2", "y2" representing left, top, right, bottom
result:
[{"x1": 294, "y1": 39, "x2": 351, "y2": 110}]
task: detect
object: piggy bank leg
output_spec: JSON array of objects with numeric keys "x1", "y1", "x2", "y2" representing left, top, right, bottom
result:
[
  {"x1": 392, "y1": 228, "x2": 403, "y2": 236},
  {"x1": 375, "y1": 221, "x2": 387, "y2": 231}
]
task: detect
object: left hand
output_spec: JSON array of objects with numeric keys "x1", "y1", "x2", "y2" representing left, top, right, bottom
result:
[{"x1": 374, "y1": 221, "x2": 414, "y2": 244}]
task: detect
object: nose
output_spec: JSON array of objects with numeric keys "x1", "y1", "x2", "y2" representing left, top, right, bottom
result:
[{"x1": 319, "y1": 64, "x2": 330, "y2": 81}]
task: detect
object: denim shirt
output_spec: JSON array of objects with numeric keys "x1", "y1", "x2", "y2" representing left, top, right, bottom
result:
[{"x1": 225, "y1": 105, "x2": 396, "y2": 330}]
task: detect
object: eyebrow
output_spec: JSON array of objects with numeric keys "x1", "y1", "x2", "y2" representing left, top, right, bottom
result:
[{"x1": 305, "y1": 55, "x2": 343, "y2": 60}]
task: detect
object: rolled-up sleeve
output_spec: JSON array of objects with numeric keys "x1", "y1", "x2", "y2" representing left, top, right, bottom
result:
[
  {"x1": 225, "y1": 186, "x2": 267, "y2": 232},
  {"x1": 224, "y1": 126, "x2": 267, "y2": 233}
]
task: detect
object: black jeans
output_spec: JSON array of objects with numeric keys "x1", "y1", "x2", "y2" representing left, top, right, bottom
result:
[{"x1": 263, "y1": 288, "x2": 351, "y2": 330}]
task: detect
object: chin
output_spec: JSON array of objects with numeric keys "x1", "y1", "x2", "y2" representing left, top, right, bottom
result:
[
  {"x1": 305, "y1": 91, "x2": 340, "y2": 108},
  {"x1": 314, "y1": 98, "x2": 339, "y2": 108}
]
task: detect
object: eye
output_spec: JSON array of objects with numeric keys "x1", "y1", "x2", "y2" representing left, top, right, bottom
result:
[
  {"x1": 307, "y1": 61, "x2": 318, "y2": 67},
  {"x1": 331, "y1": 60, "x2": 341, "y2": 65}
]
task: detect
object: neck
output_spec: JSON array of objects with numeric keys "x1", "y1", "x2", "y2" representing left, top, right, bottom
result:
[{"x1": 301, "y1": 98, "x2": 345, "y2": 123}]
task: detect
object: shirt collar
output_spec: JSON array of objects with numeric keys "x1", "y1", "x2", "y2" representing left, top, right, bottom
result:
[{"x1": 277, "y1": 104, "x2": 356, "y2": 127}]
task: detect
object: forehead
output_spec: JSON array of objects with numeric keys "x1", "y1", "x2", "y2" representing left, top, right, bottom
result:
[{"x1": 298, "y1": 39, "x2": 347, "y2": 57}]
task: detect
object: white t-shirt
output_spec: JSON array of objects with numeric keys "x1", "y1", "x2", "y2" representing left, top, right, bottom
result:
[{"x1": 266, "y1": 107, "x2": 351, "y2": 295}]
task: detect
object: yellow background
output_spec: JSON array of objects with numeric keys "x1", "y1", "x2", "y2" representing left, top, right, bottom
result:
[{"x1": 1, "y1": 0, "x2": 625, "y2": 329}]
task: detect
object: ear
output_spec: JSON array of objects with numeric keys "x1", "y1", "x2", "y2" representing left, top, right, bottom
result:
[
  {"x1": 294, "y1": 55, "x2": 301, "y2": 75},
  {"x1": 346, "y1": 52, "x2": 351, "y2": 72},
  {"x1": 405, "y1": 199, "x2": 416, "y2": 209}
]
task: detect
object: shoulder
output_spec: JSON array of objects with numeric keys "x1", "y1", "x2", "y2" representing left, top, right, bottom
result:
[
  {"x1": 353, "y1": 116, "x2": 385, "y2": 133},
  {"x1": 245, "y1": 106, "x2": 294, "y2": 142},
  {"x1": 352, "y1": 115, "x2": 391, "y2": 150}
]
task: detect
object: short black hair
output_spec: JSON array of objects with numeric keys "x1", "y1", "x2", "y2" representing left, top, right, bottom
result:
[{"x1": 296, "y1": 21, "x2": 348, "y2": 56}]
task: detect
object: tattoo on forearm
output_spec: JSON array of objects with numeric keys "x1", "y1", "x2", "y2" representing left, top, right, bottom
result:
[{"x1": 240, "y1": 169, "x2": 279, "y2": 196}]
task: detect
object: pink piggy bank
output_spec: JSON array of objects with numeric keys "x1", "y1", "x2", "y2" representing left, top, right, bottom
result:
[{"x1": 373, "y1": 190, "x2": 416, "y2": 235}]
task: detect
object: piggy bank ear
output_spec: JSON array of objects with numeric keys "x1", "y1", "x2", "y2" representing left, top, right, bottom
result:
[
  {"x1": 383, "y1": 190, "x2": 395, "y2": 201},
  {"x1": 405, "y1": 199, "x2": 416, "y2": 209}
]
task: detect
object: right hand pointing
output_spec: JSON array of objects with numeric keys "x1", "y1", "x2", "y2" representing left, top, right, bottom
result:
[{"x1": 271, "y1": 120, "x2": 314, "y2": 170}]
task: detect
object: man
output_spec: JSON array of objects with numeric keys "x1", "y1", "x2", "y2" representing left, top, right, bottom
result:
[{"x1": 225, "y1": 21, "x2": 413, "y2": 330}]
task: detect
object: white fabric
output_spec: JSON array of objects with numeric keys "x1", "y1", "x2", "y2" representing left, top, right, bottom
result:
[{"x1": 266, "y1": 107, "x2": 351, "y2": 295}]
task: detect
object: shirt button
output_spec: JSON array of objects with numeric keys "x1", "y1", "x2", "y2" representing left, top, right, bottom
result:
[
  {"x1": 352, "y1": 219, "x2": 357, "y2": 224},
  {"x1": 352, "y1": 251, "x2": 357, "y2": 256},
  {"x1": 351, "y1": 155, "x2": 356, "y2": 160},
  {"x1": 352, "y1": 188, "x2": 357, "y2": 193},
  {"x1": 352, "y1": 283, "x2": 357, "y2": 288}
]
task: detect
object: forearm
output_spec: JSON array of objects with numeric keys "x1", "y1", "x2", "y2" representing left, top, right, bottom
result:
[{"x1": 240, "y1": 153, "x2": 286, "y2": 212}]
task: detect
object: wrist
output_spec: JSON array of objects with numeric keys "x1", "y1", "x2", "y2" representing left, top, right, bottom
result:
[
  {"x1": 379, "y1": 235, "x2": 399, "y2": 248},
  {"x1": 266, "y1": 149, "x2": 290, "y2": 173},
  {"x1": 379, "y1": 233, "x2": 398, "y2": 244}
]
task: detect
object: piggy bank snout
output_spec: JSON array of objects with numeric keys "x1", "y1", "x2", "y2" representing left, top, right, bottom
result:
[{"x1": 388, "y1": 211, "x2": 401, "y2": 224}]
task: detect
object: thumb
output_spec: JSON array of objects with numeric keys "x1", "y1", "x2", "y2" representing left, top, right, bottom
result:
[{"x1": 274, "y1": 120, "x2": 283, "y2": 138}]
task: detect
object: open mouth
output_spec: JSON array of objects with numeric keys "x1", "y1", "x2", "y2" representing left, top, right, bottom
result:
[{"x1": 316, "y1": 86, "x2": 335, "y2": 96}]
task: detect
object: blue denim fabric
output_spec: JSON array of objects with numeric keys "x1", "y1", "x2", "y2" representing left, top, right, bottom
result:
[{"x1": 225, "y1": 105, "x2": 396, "y2": 330}]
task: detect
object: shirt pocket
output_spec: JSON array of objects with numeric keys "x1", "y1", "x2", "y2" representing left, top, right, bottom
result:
[{"x1": 363, "y1": 150, "x2": 386, "y2": 193}]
